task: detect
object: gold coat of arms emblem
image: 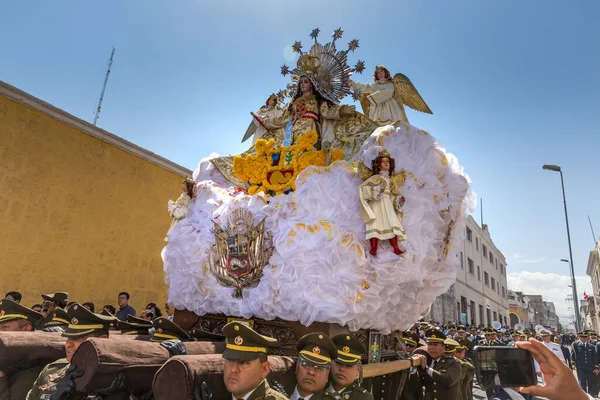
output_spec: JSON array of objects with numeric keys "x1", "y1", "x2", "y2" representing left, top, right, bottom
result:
[{"x1": 209, "y1": 208, "x2": 273, "y2": 298}]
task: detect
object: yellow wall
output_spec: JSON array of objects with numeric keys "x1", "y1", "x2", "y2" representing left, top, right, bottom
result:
[{"x1": 0, "y1": 93, "x2": 186, "y2": 315}]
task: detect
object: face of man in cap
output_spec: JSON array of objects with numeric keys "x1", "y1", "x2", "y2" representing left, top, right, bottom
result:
[
  {"x1": 0, "y1": 319, "x2": 33, "y2": 332},
  {"x1": 223, "y1": 355, "x2": 269, "y2": 398},
  {"x1": 580, "y1": 334, "x2": 589, "y2": 343},
  {"x1": 330, "y1": 361, "x2": 360, "y2": 390},
  {"x1": 427, "y1": 342, "x2": 445, "y2": 359},
  {"x1": 454, "y1": 348, "x2": 466, "y2": 360},
  {"x1": 296, "y1": 360, "x2": 330, "y2": 396},
  {"x1": 65, "y1": 335, "x2": 99, "y2": 362}
]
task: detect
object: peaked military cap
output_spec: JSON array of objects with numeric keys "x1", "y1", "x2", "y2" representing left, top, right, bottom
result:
[
  {"x1": 403, "y1": 332, "x2": 420, "y2": 347},
  {"x1": 150, "y1": 317, "x2": 191, "y2": 342},
  {"x1": 297, "y1": 332, "x2": 338, "y2": 366},
  {"x1": 332, "y1": 334, "x2": 365, "y2": 365},
  {"x1": 578, "y1": 331, "x2": 589, "y2": 337},
  {"x1": 101, "y1": 308, "x2": 115, "y2": 317},
  {"x1": 425, "y1": 328, "x2": 446, "y2": 344},
  {"x1": 0, "y1": 299, "x2": 44, "y2": 328},
  {"x1": 539, "y1": 330, "x2": 551, "y2": 337},
  {"x1": 455, "y1": 337, "x2": 469, "y2": 349},
  {"x1": 222, "y1": 321, "x2": 277, "y2": 361},
  {"x1": 126, "y1": 314, "x2": 153, "y2": 326},
  {"x1": 190, "y1": 327, "x2": 225, "y2": 342},
  {"x1": 118, "y1": 320, "x2": 152, "y2": 335},
  {"x1": 444, "y1": 338, "x2": 459, "y2": 354},
  {"x1": 42, "y1": 292, "x2": 69, "y2": 308},
  {"x1": 62, "y1": 303, "x2": 117, "y2": 338},
  {"x1": 457, "y1": 325, "x2": 466, "y2": 333},
  {"x1": 43, "y1": 308, "x2": 70, "y2": 327}
]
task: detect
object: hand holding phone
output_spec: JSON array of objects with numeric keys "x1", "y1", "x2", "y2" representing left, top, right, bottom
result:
[
  {"x1": 474, "y1": 346, "x2": 537, "y2": 389},
  {"x1": 517, "y1": 339, "x2": 590, "y2": 400}
]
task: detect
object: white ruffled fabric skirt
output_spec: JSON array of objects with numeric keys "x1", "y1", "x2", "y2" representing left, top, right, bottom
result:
[{"x1": 162, "y1": 123, "x2": 475, "y2": 333}]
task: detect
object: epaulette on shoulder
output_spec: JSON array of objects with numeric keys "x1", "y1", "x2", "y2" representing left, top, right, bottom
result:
[
  {"x1": 552, "y1": 342, "x2": 560, "y2": 346},
  {"x1": 356, "y1": 386, "x2": 368, "y2": 393}
]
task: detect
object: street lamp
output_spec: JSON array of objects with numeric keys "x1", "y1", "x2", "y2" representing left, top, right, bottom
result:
[{"x1": 543, "y1": 163, "x2": 580, "y2": 331}]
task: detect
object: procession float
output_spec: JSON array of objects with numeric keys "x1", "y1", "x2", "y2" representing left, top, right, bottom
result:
[{"x1": 162, "y1": 28, "x2": 475, "y2": 398}]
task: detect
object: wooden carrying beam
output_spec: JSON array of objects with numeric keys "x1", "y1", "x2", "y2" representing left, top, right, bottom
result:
[
  {"x1": 152, "y1": 355, "x2": 296, "y2": 400},
  {"x1": 362, "y1": 357, "x2": 420, "y2": 378},
  {"x1": 71, "y1": 339, "x2": 226, "y2": 392},
  {"x1": 0, "y1": 331, "x2": 66, "y2": 369}
]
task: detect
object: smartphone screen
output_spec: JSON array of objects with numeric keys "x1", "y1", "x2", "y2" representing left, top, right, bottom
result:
[{"x1": 474, "y1": 346, "x2": 537, "y2": 389}]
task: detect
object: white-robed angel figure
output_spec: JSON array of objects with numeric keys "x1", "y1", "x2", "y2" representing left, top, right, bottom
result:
[
  {"x1": 164, "y1": 178, "x2": 196, "y2": 242},
  {"x1": 241, "y1": 94, "x2": 285, "y2": 144},
  {"x1": 350, "y1": 65, "x2": 433, "y2": 126},
  {"x1": 359, "y1": 150, "x2": 407, "y2": 256}
]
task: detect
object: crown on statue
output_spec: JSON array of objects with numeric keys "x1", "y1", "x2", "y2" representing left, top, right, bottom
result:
[
  {"x1": 280, "y1": 27, "x2": 365, "y2": 104},
  {"x1": 378, "y1": 149, "x2": 391, "y2": 158}
]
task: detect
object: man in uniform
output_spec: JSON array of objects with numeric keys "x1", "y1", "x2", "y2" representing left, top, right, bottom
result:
[
  {"x1": 26, "y1": 302, "x2": 122, "y2": 400},
  {"x1": 149, "y1": 317, "x2": 191, "y2": 342},
  {"x1": 454, "y1": 338, "x2": 474, "y2": 400},
  {"x1": 40, "y1": 308, "x2": 70, "y2": 333},
  {"x1": 399, "y1": 332, "x2": 423, "y2": 400},
  {"x1": 221, "y1": 321, "x2": 288, "y2": 400},
  {"x1": 0, "y1": 299, "x2": 45, "y2": 400},
  {"x1": 413, "y1": 328, "x2": 462, "y2": 400},
  {"x1": 538, "y1": 330, "x2": 566, "y2": 364},
  {"x1": 571, "y1": 331, "x2": 599, "y2": 396},
  {"x1": 291, "y1": 333, "x2": 341, "y2": 400},
  {"x1": 326, "y1": 334, "x2": 373, "y2": 399}
]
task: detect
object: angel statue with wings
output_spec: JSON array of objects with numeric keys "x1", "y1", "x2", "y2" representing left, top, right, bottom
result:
[
  {"x1": 359, "y1": 150, "x2": 407, "y2": 256},
  {"x1": 350, "y1": 65, "x2": 432, "y2": 126},
  {"x1": 241, "y1": 93, "x2": 285, "y2": 145}
]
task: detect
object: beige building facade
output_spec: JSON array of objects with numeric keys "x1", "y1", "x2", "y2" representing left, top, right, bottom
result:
[{"x1": 429, "y1": 216, "x2": 510, "y2": 326}]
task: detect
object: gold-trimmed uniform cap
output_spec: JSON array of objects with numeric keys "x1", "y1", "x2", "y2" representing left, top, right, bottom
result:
[
  {"x1": 444, "y1": 338, "x2": 459, "y2": 354},
  {"x1": 0, "y1": 299, "x2": 44, "y2": 328},
  {"x1": 425, "y1": 328, "x2": 447, "y2": 344},
  {"x1": 332, "y1": 334, "x2": 365, "y2": 365},
  {"x1": 457, "y1": 325, "x2": 466, "y2": 333},
  {"x1": 126, "y1": 314, "x2": 153, "y2": 326},
  {"x1": 455, "y1": 337, "x2": 469, "y2": 350},
  {"x1": 296, "y1": 332, "x2": 338, "y2": 366},
  {"x1": 62, "y1": 303, "x2": 116, "y2": 338},
  {"x1": 41, "y1": 292, "x2": 69, "y2": 307},
  {"x1": 117, "y1": 320, "x2": 152, "y2": 335},
  {"x1": 150, "y1": 317, "x2": 191, "y2": 342},
  {"x1": 43, "y1": 308, "x2": 70, "y2": 327},
  {"x1": 222, "y1": 321, "x2": 277, "y2": 361},
  {"x1": 190, "y1": 327, "x2": 225, "y2": 342},
  {"x1": 403, "y1": 332, "x2": 420, "y2": 348},
  {"x1": 539, "y1": 330, "x2": 551, "y2": 337}
]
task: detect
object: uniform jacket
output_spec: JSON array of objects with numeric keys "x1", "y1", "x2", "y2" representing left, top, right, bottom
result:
[
  {"x1": 241, "y1": 380, "x2": 290, "y2": 400},
  {"x1": 0, "y1": 364, "x2": 46, "y2": 400},
  {"x1": 422, "y1": 354, "x2": 462, "y2": 400},
  {"x1": 329, "y1": 383, "x2": 373, "y2": 400},
  {"x1": 459, "y1": 358, "x2": 475, "y2": 400},
  {"x1": 571, "y1": 340, "x2": 598, "y2": 371}
]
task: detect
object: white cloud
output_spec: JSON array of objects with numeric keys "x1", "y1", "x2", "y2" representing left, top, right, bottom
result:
[
  {"x1": 509, "y1": 253, "x2": 547, "y2": 264},
  {"x1": 507, "y1": 271, "x2": 593, "y2": 326}
]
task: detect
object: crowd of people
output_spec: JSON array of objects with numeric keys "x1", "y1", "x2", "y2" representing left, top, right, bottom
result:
[{"x1": 0, "y1": 290, "x2": 596, "y2": 400}]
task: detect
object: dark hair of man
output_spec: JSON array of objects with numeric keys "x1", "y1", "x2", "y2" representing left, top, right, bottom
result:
[
  {"x1": 16, "y1": 319, "x2": 33, "y2": 330},
  {"x1": 118, "y1": 292, "x2": 130, "y2": 300},
  {"x1": 258, "y1": 353, "x2": 268, "y2": 363},
  {"x1": 82, "y1": 302, "x2": 95, "y2": 313},
  {"x1": 32, "y1": 303, "x2": 43, "y2": 310},
  {"x1": 6, "y1": 291, "x2": 22, "y2": 303}
]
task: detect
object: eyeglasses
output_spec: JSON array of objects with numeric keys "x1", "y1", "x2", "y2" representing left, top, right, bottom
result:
[{"x1": 298, "y1": 358, "x2": 330, "y2": 372}]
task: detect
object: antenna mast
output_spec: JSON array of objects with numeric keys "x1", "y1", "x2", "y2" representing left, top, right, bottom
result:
[{"x1": 93, "y1": 46, "x2": 115, "y2": 126}]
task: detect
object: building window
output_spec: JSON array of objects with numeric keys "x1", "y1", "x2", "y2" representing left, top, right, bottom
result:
[
  {"x1": 484, "y1": 272, "x2": 489, "y2": 286},
  {"x1": 490, "y1": 252, "x2": 494, "y2": 264},
  {"x1": 502, "y1": 286, "x2": 506, "y2": 298},
  {"x1": 500, "y1": 264, "x2": 504, "y2": 275},
  {"x1": 470, "y1": 300, "x2": 476, "y2": 324},
  {"x1": 483, "y1": 245, "x2": 488, "y2": 257},
  {"x1": 460, "y1": 252, "x2": 464, "y2": 269},
  {"x1": 477, "y1": 266, "x2": 481, "y2": 281},
  {"x1": 468, "y1": 258, "x2": 474, "y2": 274},
  {"x1": 493, "y1": 311, "x2": 497, "y2": 321},
  {"x1": 466, "y1": 227, "x2": 472, "y2": 242},
  {"x1": 479, "y1": 304, "x2": 484, "y2": 325},
  {"x1": 476, "y1": 237, "x2": 479, "y2": 251},
  {"x1": 491, "y1": 277, "x2": 496, "y2": 290}
]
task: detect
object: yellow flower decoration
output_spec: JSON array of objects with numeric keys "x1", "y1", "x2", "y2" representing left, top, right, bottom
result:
[{"x1": 233, "y1": 131, "x2": 344, "y2": 196}]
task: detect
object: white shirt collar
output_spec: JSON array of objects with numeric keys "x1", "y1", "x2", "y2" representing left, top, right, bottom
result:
[
  {"x1": 231, "y1": 379, "x2": 265, "y2": 400},
  {"x1": 290, "y1": 386, "x2": 314, "y2": 400}
]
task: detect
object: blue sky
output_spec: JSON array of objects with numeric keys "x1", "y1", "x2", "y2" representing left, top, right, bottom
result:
[{"x1": 3, "y1": 1, "x2": 600, "y2": 304}]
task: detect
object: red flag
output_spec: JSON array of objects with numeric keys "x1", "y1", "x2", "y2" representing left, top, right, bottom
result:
[{"x1": 584, "y1": 292, "x2": 589, "y2": 300}]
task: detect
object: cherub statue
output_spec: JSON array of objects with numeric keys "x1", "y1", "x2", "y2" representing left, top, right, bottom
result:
[
  {"x1": 164, "y1": 178, "x2": 196, "y2": 242},
  {"x1": 359, "y1": 150, "x2": 406, "y2": 256},
  {"x1": 241, "y1": 94, "x2": 285, "y2": 144},
  {"x1": 350, "y1": 65, "x2": 432, "y2": 126}
]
